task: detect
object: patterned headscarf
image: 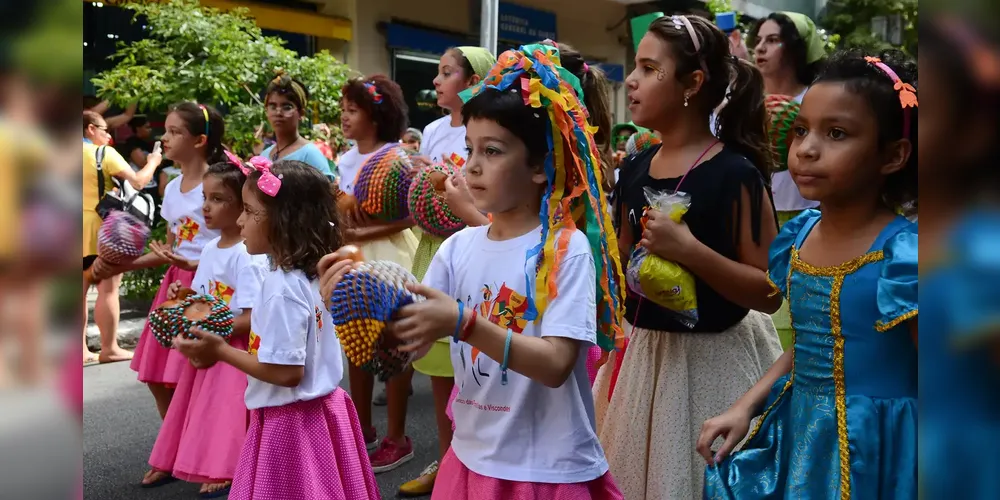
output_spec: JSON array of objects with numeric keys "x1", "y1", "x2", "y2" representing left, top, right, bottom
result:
[
  {"x1": 455, "y1": 46, "x2": 497, "y2": 79},
  {"x1": 459, "y1": 43, "x2": 625, "y2": 353},
  {"x1": 266, "y1": 72, "x2": 309, "y2": 111}
]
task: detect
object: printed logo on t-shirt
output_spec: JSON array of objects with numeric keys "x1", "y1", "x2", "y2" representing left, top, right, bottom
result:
[
  {"x1": 173, "y1": 217, "x2": 200, "y2": 248},
  {"x1": 208, "y1": 280, "x2": 234, "y2": 304},
  {"x1": 315, "y1": 306, "x2": 324, "y2": 343},
  {"x1": 461, "y1": 282, "x2": 530, "y2": 387},
  {"x1": 248, "y1": 330, "x2": 261, "y2": 355}
]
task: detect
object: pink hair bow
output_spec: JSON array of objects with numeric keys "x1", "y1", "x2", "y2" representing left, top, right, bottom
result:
[
  {"x1": 247, "y1": 156, "x2": 282, "y2": 197},
  {"x1": 223, "y1": 150, "x2": 282, "y2": 197}
]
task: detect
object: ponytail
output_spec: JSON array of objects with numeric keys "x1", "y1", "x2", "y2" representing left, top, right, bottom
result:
[
  {"x1": 715, "y1": 58, "x2": 774, "y2": 183},
  {"x1": 541, "y1": 41, "x2": 616, "y2": 190}
]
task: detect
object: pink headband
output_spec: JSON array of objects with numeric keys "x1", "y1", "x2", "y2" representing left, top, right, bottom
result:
[
  {"x1": 864, "y1": 56, "x2": 918, "y2": 138},
  {"x1": 224, "y1": 150, "x2": 282, "y2": 197},
  {"x1": 673, "y1": 15, "x2": 710, "y2": 80}
]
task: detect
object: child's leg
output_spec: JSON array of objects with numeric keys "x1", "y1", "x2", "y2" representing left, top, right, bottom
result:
[
  {"x1": 386, "y1": 367, "x2": 413, "y2": 443},
  {"x1": 348, "y1": 363, "x2": 375, "y2": 437},
  {"x1": 147, "y1": 383, "x2": 174, "y2": 420},
  {"x1": 430, "y1": 375, "x2": 455, "y2": 458}
]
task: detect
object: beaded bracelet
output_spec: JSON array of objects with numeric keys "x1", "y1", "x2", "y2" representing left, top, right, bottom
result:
[
  {"x1": 501, "y1": 328, "x2": 513, "y2": 385},
  {"x1": 451, "y1": 301, "x2": 465, "y2": 343}
]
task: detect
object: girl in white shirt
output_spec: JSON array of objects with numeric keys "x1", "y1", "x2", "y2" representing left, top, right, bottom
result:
[
  {"x1": 173, "y1": 160, "x2": 379, "y2": 500},
  {"x1": 114, "y1": 102, "x2": 224, "y2": 420},
  {"x1": 145, "y1": 159, "x2": 266, "y2": 496},
  {"x1": 324, "y1": 43, "x2": 626, "y2": 500}
]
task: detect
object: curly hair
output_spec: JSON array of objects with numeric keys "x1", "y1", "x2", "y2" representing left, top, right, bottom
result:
[
  {"x1": 247, "y1": 160, "x2": 343, "y2": 280},
  {"x1": 749, "y1": 13, "x2": 824, "y2": 87},
  {"x1": 341, "y1": 75, "x2": 409, "y2": 143},
  {"x1": 815, "y1": 49, "x2": 918, "y2": 214}
]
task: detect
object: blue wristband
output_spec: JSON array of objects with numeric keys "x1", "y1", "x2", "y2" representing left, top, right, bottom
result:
[
  {"x1": 451, "y1": 301, "x2": 465, "y2": 343},
  {"x1": 501, "y1": 328, "x2": 513, "y2": 385}
]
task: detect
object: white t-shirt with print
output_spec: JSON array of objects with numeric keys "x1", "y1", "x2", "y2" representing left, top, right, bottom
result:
[
  {"x1": 189, "y1": 237, "x2": 267, "y2": 312},
  {"x1": 243, "y1": 268, "x2": 344, "y2": 411},
  {"x1": 160, "y1": 175, "x2": 220, "y2": 261},
  {"x1": 422, "y1": 225, "x2": 608, "y2": 484},
  {"x1": 335, "y1": 147, "x2": 375, "y2": 197},
  {"x1": 420, "y1": 115, "x2": 467, "y2": 164}
]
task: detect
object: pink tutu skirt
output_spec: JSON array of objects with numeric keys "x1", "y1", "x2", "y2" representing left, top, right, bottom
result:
[
  {"x1": 148, "y1": 336, "x2": 249, "y2": 483},
  {"x1": 230, "y1": 388, "x2": 379, "y2": 500},
  {"x1": 130, "y1": 265, "x2": 196, "y2": 384},
  {"x1": 432, "y1": 448, "x2": 623, "y2": 500}
]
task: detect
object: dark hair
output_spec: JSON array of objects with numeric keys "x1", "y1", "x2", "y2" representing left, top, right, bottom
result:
[
  {"x1": 446, "y1": 48, "x2": 477, "y2": 79},
  {"x1": 129, "y1": 115, "x2": 149, "y2": 132},
  {"x1": 541, "y1": 41, "x2": 616, "y2": 190},
  {"x1": 265, "y1": 73, "x2": 310, "y2": 112},
  {"x1": 749, "y1": 13, "x2": 823, "y2": 86},
  {"x1": 82, "y1": 110, "x2": 103, "y2": 134},
  {"x1": 83, "y1": 95, "x2": 101, "y2": 110},
  {"x1": 815, "y1": 49, "x2": 918, "y2": 214},
  {"x1": 247, "y1": 160, "x2": 342, "y2": 279},
  {"x1": 205, "y1": 160, "x2": 247, "y2": 205},
  {"x1": 341, "y1": 75, "x2": 409, "y2": 143},
  {"x1": 462, "y1": 87, "x2": 549, "y2": 167},
  {"x1": 167, "y1": 102, "x2": 226, "y2": 164},
  {"x1": 648, "y1": 15, "x2": 774, "y2": 180}
]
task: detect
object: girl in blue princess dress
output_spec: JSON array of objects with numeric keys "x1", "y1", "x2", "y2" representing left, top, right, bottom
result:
[{"x1": 698, "y1": 49, "x2": 918, "y2": 499}]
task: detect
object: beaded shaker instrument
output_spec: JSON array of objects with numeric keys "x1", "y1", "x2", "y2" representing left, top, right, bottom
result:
[
  {"x1": 96, "y1": 210, "x2": 152, "y2": 265},
  {"x1": 149, "y1": 290, "x2": 235, "y2": 349},
  {"x1": 765, "y1": 94, "x2": 801, "y2": 171},
  {"x1": 352, "y1": 143, "x2": 415, "y2": 221},
  {"x1": 328, "y1": 249, "x2": 423, "y2": 381},
  {"x1": 407, "y1": 158, "x2": 467, "y2": 237}
]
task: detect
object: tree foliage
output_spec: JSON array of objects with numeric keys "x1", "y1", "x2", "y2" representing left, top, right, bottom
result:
[
  {"x1": 91, "y1": 0, "x2": 355, "y2": 156},
  {"x1": 820, "y1": 0, "x2": 918, "y2": 55}
]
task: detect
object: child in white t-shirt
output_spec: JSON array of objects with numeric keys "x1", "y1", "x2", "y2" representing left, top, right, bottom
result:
[
  {"x1": 173, "y1": 159, "x2": 378, "y2": 500},
  {"x1": 323, "y1": 44, "x2": 626, "y2": 499},
  {"x1": 145, "y1": 159, "x2": 266, "y2": 496}
]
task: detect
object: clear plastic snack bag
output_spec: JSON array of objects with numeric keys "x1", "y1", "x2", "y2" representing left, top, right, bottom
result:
[{"x1": 625, "y1": 187, "x2": 699, "y2": 328}]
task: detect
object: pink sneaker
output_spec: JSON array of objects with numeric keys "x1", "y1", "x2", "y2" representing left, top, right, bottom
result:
[{"x1": 370, "y1": 437, "x2": 414, "y2": 473}]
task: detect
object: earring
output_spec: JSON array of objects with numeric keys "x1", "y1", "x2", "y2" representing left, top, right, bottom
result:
[{"x1": 684, "y1": 94, "x2": 690, "y2": 107}]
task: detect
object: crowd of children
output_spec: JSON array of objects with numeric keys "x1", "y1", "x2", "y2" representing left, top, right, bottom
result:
[{"x1": 86, "y1": 10, "x2": 918, "y2": 500}]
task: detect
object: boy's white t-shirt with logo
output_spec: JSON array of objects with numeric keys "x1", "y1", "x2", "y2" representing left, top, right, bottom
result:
[
  {"x1": 243, "y1": 268, "x2": 344, "y2": 411},
  {"x1": 189, "y1": 237, "x2": 267, "y2": 312},
  {"x1": 160, "y1": 175, "x2": 220, "y2": 261},
  {"x1": 420, "y1": 116, "x2": 467, "y2": 164},
  {"x1": 422, "y1": 225, "x2": 609, "y2": 483}
]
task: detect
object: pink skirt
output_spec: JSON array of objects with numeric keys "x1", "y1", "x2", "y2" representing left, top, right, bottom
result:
[
  {"x1": 148, "y1": 336, "x2": 249, "y2": 483},
  {"x1": 432, "y1": 448, "x2": 623, "y2": 500},
  {"x1": 130, "y1": 265, "x2": 196, "y2": 384},
  {"x1": 230, "y1": 388, "x2": 379, "y2": 500},
  {"x1": 586, "y1": 346, "x2": 603, "y2": 386}
]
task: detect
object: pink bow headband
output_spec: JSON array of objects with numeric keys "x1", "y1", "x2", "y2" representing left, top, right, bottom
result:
[{"x1": 224, "y1": 150, "x2": 283, "y2": 197}]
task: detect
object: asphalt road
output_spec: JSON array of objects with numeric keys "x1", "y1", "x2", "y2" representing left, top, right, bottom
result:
[{"x1": 83, "y1": 361, "x2": 442, "y2": 500}]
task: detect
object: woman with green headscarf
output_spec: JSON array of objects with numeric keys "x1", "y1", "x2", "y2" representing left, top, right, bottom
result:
[
  {"x1": 749, "y1": 11, "x2": 826, "y2": 350},
  {"x1": 385, "y1": 45, "x2": 497, "y2": 497}
]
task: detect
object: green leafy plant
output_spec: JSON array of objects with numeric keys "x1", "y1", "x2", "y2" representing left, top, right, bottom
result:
[
  {"x1": 120, "y1": 220, "x2": 169, "y2": 301},
  {"x1": 91, "y1": 0, "x2": 356, "y2": 156},
  {"x1": 820, "y1": 0, "x2": 918, "y2": 55}
]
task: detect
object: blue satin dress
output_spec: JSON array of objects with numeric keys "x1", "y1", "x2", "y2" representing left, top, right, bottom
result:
[
  {"x1": 920, "y1": 210, "x2": 1000, "y2": 499},
  {"x1": 704, "y1": 210, "x2": 918, "y2": 499}
]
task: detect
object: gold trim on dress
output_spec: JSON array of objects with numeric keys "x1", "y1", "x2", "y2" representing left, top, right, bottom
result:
[
  {"x1": 766, "y1": 274, "x2": 782, "y2": 298},
  {"x1": 745, "y1": 378, "x2": 792, "y2": 442},
  {"x1": 875, "y1": 309, "x2": 917, "y2": 332},
  {"x1": 791, "y1": 247, "x2": 884, "y2": 500}
]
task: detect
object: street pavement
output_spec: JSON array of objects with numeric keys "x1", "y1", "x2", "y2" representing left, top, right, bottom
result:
[{"x1": 84, "y1": 360, "x2": 442, "y2": 499}]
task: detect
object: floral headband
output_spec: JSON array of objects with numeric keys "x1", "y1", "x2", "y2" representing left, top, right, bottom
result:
[
  {"x1": 864, "y1": 56, "x2": 918, "y2": 137},
  {"x1": 363, "y1": 82, "x2": 383, "y2": 104},
  {"x1": 224, "y1": 150, "x2": 282, "y2": 197}
]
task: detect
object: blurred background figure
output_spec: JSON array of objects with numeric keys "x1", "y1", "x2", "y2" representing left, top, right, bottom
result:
[
  {"x1": 402, "y1": 127, "x2": 422, "y2": 154},
  {"x1": 919, "y1": 13, "x2": 1000, "y2": 499}
]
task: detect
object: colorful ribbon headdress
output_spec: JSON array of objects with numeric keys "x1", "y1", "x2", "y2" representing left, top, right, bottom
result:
[{"x1": 458, "y1": 43, "x2": 626, "y2": 352}]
